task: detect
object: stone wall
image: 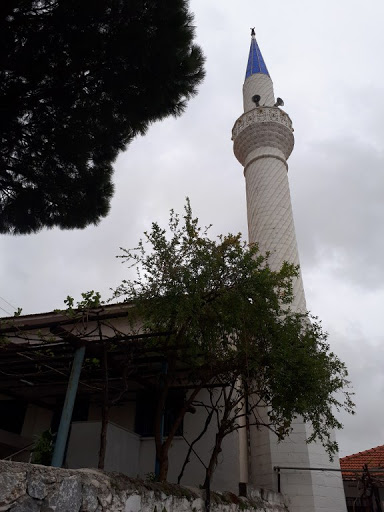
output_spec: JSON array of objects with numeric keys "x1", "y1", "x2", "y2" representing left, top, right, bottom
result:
[{"x1": 0, "y1": 460, "x2": 288, "y2": 512}]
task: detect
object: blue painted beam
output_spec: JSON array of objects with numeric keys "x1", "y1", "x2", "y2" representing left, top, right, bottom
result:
[
  {"x1": 51, "y1": 345, "x2": 86, "y2": 467},
  {"x1": 155, "y1": 360, "x2": 168, "y2": 478}
]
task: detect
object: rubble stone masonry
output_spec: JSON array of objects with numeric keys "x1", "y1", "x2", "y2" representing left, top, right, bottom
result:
[{"x1": 0, "y1": 460, "x2": 288, "y2": 512}]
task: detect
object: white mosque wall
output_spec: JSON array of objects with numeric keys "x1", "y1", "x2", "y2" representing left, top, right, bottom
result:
[
  {"x1": 70, "y1": 389, "x2": 239, "y2": 493},
  {"x1": 0, "y1": 313, "x2": 241, "y2": 494}
]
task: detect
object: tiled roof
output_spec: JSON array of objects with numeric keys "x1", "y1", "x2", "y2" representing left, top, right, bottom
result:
[
  {"x1": 340, "y1": 445, "x2": 384, "y2": 480},
  {"x1": 245, "y1": 35, "x2": 270, "y2": 80}
]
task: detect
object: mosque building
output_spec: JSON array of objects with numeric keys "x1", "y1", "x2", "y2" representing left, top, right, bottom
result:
[{"x1": 0, "y1": 29, "x2": 349, "y2": 512}]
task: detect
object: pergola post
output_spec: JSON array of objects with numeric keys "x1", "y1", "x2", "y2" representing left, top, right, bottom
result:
[
  {"x1": 155, "y1": 360, "x2": 168, "y2": 477},
  {"x1": 51, "y1": 345, "x2": 86, "y2": 467}
]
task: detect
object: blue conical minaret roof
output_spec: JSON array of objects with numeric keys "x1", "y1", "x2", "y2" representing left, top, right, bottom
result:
[{"x1": 245, "y1": 32, "x2": 270, "y2": 80}]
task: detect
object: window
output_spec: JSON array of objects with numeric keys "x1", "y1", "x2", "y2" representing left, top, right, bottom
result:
[
  {"x1": 51, "y1": 397, "x2": 89, "y2": 433},
  {"x1": 0, "y1": 399, "x2": 27, "y2": 434},
  {"x1": 135, "y1": 389, "x2": 184, "y2": 437},
  {"x1": 346, "y1": 496, "x2": 378, "y2": 512}
]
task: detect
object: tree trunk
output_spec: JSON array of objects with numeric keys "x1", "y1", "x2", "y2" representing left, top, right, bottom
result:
[
  {"x1": 177, "y1": 407, "x2": 214, "y2": 484},
  {"x1": 157, "y1": 381, "x2": 205, "y2": 481},
  {"x1": 204, "y1": 432, "x2": 224, "y2": 489},
  {"x1": 205, "y1": 475, "x2": 211, "y2": 512},
  {"x1": 154, "y1": 361, "x2": 170, "y2": 479},
  {"x1": 158, "y1": 446, "x2": 169, "y2": 482}
]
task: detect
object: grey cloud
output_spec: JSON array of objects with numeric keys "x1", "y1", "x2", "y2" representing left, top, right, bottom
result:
[
  {"x1": 292, "y1": 136, "x2": 384, "y2": 289},
  {"x1": 329, "y1": 328, "x2": 384, "y2": 457}
]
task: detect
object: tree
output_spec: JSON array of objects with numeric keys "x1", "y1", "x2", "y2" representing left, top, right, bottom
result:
[
  {"x1": 0, "y1": 1, "x2": 205, "y2": 234},
  {"x1": 114, "y1": 200, "x2": 354, "y2": 483}
]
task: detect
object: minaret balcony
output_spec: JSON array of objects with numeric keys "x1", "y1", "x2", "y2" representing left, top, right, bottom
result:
[{"x1": 232, "y1": 107, "x2": 294, "y2": 166}]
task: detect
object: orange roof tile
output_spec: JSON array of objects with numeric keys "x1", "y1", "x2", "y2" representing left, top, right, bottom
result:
[{"x1": 340, "y1": 445, "x2": 384, "y2": 480}]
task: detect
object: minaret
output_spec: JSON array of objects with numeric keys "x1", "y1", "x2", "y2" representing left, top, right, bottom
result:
[{"x1": 232, "y1": 31, "x2": 347, "y2": 512}]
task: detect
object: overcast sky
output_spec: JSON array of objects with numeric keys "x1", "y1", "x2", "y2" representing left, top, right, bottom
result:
[{"x1": 1, "y1": 0, "x2": 384, "y2": 459}]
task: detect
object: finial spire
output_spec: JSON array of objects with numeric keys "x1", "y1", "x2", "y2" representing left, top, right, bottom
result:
[{"x1": 245, "y1": 31, "x2": 269, "y2": 80}]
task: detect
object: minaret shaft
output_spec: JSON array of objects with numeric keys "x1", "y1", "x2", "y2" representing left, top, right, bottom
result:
[
  {"x1": 245, "y1": 156, "x2": 306, "y2": 311},
  {"x1": 232, "y1": 33, "x2": 347, "y2": 512},
  {"x1": 243, "y1": 73, "x2": 275, "y2": 110},
  {"x1": 232, "y1": 89, "x2": 305, "y2": 309}
]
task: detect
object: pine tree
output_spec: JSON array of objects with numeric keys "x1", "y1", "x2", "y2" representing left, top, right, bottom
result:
[{"x1": 0, "y1": 0, "x2": 205, "y2": 234}]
